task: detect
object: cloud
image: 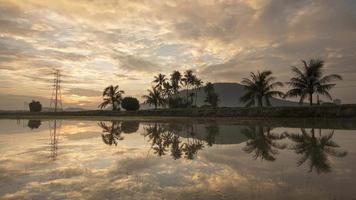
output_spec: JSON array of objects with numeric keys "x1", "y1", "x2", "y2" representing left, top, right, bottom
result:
[
  {"x1": 66, "y1": 88, "x2": 101, "y2": 97},
  {"x1": 1, "y1": 0, "x2": 356, "y2": 108}
]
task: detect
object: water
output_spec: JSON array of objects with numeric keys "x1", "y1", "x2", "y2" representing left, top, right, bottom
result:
[{"x1": 0, "y1": 118, "x2": 355, "y2": 200}]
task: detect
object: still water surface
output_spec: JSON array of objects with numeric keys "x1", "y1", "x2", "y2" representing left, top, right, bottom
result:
[{"x1": 0, "y1": 119, "x2": 355, "y2": 200}]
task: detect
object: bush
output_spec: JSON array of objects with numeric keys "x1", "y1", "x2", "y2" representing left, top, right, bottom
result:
[
  {"x1": 121, "y1": 97, "x2": 140, "y2": 111},
  {"x1": 29, "y1": 100, "x2": 42, "y2": 112}
]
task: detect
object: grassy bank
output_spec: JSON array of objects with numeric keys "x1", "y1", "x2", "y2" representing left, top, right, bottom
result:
[{"x1": 1, "y1": 104, "x2": 356, "y2": 119}]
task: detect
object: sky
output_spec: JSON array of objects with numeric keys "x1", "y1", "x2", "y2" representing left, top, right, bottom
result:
[{"x1": 0, "y1": 0, "x2": 356, "y2": 109}]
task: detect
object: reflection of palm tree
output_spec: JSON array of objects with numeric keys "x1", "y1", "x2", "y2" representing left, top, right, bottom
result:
[
  {"x1": 170, "y1": 135, "x2": 183, "y2": 159},
  {"x1": 205, "y1": 123, "x2": 219, "y2": 146},
  {"x1": 242, "y1": 126, "x2": 286, "y2": 161},
  {"x1": 287, "y1": 128, "x2": 347, "y2": 174},
  {"x1": 183, "y1": 139, "x2": 204, "y2": 160},
  {"x1": 143, "y1": 123, "x2": 205, "y2": 160},
  {"x1": 99, "y1": 121, "x2": 123, "y2": 146}
]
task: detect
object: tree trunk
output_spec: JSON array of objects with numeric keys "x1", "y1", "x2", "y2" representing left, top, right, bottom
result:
[
  {"x1": 154, "y1": 102, "x2": 157, "y2": 110},
  {"x1": 309, "y1": 93, "x2": 313, "y2": 106},
  {"x1": 258, "y1": 97, "x2": 263, "y2": 107}
]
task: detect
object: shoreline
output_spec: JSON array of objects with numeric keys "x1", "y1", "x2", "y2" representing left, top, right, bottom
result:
[{"x1": 1, "y1": 104, "x2": 356, "y2": 119}]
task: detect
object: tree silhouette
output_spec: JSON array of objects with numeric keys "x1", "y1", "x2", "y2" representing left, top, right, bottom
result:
[
  {"x1": 182, "y1": 70, "x2": 196, "y2": 104},
  {"x1": 99, "y1": 121, "x2": 123, "y2": 146},
  {"x1": 170, "y1": 70, "x2": 182, "y2": 95},
  {"x1": 286, "y1": 128, "x2": 347, "y2": 174},
  {"x1": 240, "y1": 70, "x2": 284, "y2": 107},
  {"x1": 193, "y1": 78, "x2": 203, "y2": 106},
  {"x1": 98, "y1": 85, "x2": 124, "y2": 111},
  {"x1": 242, "y1": 126, "x2": 286, "y2": 161},
  {"x1": 204, "y1": 82, "x2": 219, "y2": 107},
  {"x1": 142, "y1": 87, "x2": 165, "y2": 109},
  {"x1": 29, "y1": 100, "x2": 42, "y2": 112},
  {"x1": 153, "y1": 73, "x2": 167, "y2": 90},
  {"x1": 285, "y1": 59, "x2": 342, "y2": 105}
]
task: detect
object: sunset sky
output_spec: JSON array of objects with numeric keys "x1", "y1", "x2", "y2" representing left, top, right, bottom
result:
[{"x1": 0, "y1": 0, "x2": 356, "y2": 109}]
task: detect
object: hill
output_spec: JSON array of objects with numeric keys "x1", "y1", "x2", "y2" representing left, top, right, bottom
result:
[{"x1": 143, "y1": 82, "x2": 303, "y2": 109}]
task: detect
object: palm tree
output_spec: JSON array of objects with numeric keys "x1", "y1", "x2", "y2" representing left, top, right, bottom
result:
[
  {"x1": 142, "y1": 87, "x2": 165, "y2": 109},
  {"x1": 181, "y1": 70, "x2": 195, "y2": 102},
  {"x1": 204, "y1": 82, "x2": 219, "y2": 107},
  {"x1": 242, "y1": 126, "x2": 286, "y2": 161},
  {"x1": 286, "y1": 128, "x2": 347, "y2": 174},
  {"x1": 240, "y1": 70, "x2": 284, "y2": 107},
  {"x1": 153, "y1": 73, "x2": 167, "y2": 90},
  {"x1": 162, "y1": 81, "x2": 173, "y2": 99},
  {"x1": 285, "y1": 59, "x2": 342, "y2": 105},
  {"x1": 193, "y1": 78, "x2": 203, "y2": 106},
  {"x1": 170, "y1": 70, "x2": 182, "y2": 94},
  {"x1": 98, "y1": 85, "x2": 124, "y2": 111}
]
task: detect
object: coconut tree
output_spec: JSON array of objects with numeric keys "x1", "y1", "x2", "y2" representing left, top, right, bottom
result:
[
  {"x1": 181, "y1": 70, "x2": 196, "y2": 102},
  {"x1": 142, "y1": 87, "x2": 165, "y2": 109},
  {"x1": 204, "y1": 82, "x2": 219, "y2": 107},
  {"x1": 242, "y1": 126, "x2": 286, "y2": 161},
  {"x1": 240, "y1": 70, "x2": 284, "y2": 107},
  {"x1": 98, "y1": 85, "x2": 124, "y2": 111},
  {"x1": 153, "y1": 73, "x2": 167, "y2": 90},
  {"x1": 170, "y1": 70, "x2": 182, "y2": 94},
  {"x1": 286, "y1": 128, "x2": 347, "y2": 174},
  {"x1": 285, "y1": 59, "x2": 342, "y2": 105},
  {"x1": 162, "y1": 81, "x2": 173, "y2": 99},
  {"x1": 193, "y1": 78, "x2": 203, "y2": 106}
]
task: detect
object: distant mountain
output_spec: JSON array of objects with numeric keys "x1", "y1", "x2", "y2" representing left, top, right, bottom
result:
[{"x1": 142, "y1": 82, "x2": 304, "y2": 109}]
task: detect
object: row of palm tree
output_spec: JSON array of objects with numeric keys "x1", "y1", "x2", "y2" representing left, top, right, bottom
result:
[
  {"x1": 99, "y1": 58, "x2": 341, "y2": 110},
  {"x1": 143, "y1": 70, "x2": 204, "y2": 109},
  {"x1": 240, "y1": 59, "x2": 342, "y2": 107}
]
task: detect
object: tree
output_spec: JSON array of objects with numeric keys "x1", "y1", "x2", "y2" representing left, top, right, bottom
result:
[
  {"x1": 121, "y1": 97, "x2": 140, "y2": 111},
  {"x1": 193, "y1": 78, "x2": 203, "y2": 106},
  {"x1": 153, "y1": 73, "x2": 167, "y2": 90},
  {"x1": 285, "y1": 59, "x2": 342, "y2": 105},
  {"x1": 204, "y1": 82, "x2": 219, "y2": 107},
  {"x1": 142, "y1": 87, "x2": 165, "y2": 109},
  {"x1": 181, "y1": 70, "x2": 196, "y2": 103},
  {"x1": 286, "y1": 128, "x2": 347, "y2": 174},
  {"x1": 170, "y1": 70, "x2": 182, "y2": 94},
  {"x1": 98, "y1": 85, "x2": 124, "y2": 111},
  {"x1": 29, "y1": 100, "x2": 42, "y2": 112},
  {"x1": 162, "y1": 81, "x2": 173, "y2": 99},
  {"x1": 240, "y1": 70, "x2": 284, "y2": 107}
]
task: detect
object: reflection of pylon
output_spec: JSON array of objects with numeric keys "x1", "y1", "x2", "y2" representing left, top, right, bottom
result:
[
  {"x1": 49, "y1": 120, "x2": 61, "y2": 161},
  {"x1": 50, "y1": 70, "x2": 63, "y2": 112}
]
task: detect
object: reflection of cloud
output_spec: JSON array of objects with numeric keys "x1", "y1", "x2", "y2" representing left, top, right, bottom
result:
[{"x1": 1, "y1": 120, "x2": 356, "y2": 199}]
